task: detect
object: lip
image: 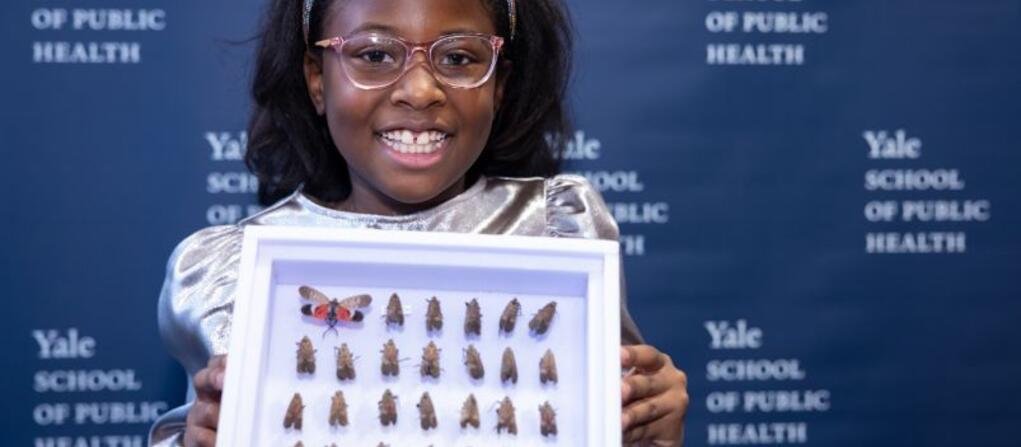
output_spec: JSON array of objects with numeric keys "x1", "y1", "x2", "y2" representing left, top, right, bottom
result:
[{"x1": 375, "y1": 133, "x2": 451, "y2": 170}]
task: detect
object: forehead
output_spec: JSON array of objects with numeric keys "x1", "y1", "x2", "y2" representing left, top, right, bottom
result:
[{"x1": 326, "y1": 0, "x2": 496, "y2": 39}]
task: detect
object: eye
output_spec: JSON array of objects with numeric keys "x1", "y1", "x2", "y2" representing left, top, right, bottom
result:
[
  {"x1": 441, "y1": 52, "x2": 476, "y2": 66},
  {"x1": 358, "y1": 49, "x2": 396, "y2": 64}
]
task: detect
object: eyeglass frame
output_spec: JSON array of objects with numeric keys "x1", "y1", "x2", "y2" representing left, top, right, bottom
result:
[{"x1": 313, "y1": 32, "x2": 506, "y2": 90}]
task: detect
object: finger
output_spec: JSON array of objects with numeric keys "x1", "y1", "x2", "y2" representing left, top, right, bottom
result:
[
  {"x1": 183, "y1": 424, "x2": 217, "y2": 447},
  {"x1": 623, "y1": 371, "x2": 667, "y2": 404},
  {"x1": 622, "y1": 345, "x2": 666, "y2": 371},
  {"x1": 623, "y1": 412, "x2": 677, "y2": 444},
  {"x1": 622, "y1": 393, "x2": 677, "y2": 431},
  {"x1": 189, "y1": 400, "x2": 221, "y2": 430}
]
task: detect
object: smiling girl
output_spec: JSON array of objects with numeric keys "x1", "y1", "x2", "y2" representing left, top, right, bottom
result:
[{"x1": 151, "y1": 0, "x2": 688, "y2": 445}]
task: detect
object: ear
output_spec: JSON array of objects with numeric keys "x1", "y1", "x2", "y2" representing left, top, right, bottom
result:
[
  {"x1": 494, "y1": 59, "x2": 512, "y2": 113},
  {"x1": 304, "y1": 51, "x2": 326, "y2": 115}
]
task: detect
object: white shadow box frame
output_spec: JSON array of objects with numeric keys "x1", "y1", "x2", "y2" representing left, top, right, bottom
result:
[{"x1": 217, "y1": 225, "x2": 622, "y2": 446}]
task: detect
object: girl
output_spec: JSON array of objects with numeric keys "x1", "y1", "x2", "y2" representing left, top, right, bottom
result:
[{"x1": 151, "y1": 0, "x2": 688, "y2": 445}]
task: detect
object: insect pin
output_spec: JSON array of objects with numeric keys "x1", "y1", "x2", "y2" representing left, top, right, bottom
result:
[
  {"x1": 460, "y1": 393, "x2": 480, "y2": 429},
  {"x1": 464, "y1": 298, "x2": 481, "y2": 336},
  {"x1": 499, "y1": 298, "x2": 520, "y2": 334},
  {"x1": 529, "y1": 301, "x2": 558, "y2": 335},
  {"x1": 420, "y1": 341, "x2": 441, "y2": 378},
  {"x1": 336, "y1": 343, "x2": 355, "y2": 380},
  {"x1": 296, "y1": 336, "x2": 316, "y2": 374},
  {"x1": 329, "y1": 390, "x2": 349, "y2": 427},
  {"x1": 425, "y1": 296, "x2": 443, "y2": 332},
  {"x1": 379, "y1": 389, "x2": 398, "y2": 426},
  {"x1": 298, "y1": 285, "x2": 372, "y2": 337},
  {"x1": 540, "y1": 349, "x2": 558, "y2": 384},
  {"x1": 539, "y1": 401, "x2": 558, "y2": 437},
  {"x1": 418, "y1": 392, "x2": 438, "y2": 430},
  {"x1": 464, "y1": 344, "x2": 485, "y2": 380},
  {"x1": 496, "y1": 396, "x2": 517, "y2": 435},
  {"x1": 381, "y1": 339, "x2": 401, "y2": 377},
  {"x1": 501, "y1": 347, "x2": 518, "y2": 384},
  {"x1": 284, "y1": 392, "x2": 304, "y2": 430},
  {"x1": 385, "y1": 292, "x2": 404, "y2": 327}
]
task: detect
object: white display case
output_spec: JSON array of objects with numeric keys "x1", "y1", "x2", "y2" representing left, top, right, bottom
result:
[{"x1": 217, "y1": 225, "x2": 622, "y2": 446}]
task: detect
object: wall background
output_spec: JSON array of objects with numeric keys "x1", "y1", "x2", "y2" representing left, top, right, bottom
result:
[{"x1": 2, "y1": 1, "x2": 1019, "y2": 445}]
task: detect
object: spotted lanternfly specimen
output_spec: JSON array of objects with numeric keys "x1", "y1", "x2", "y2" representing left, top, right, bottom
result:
[
  {"x1": 336, "y1": 343, "x2": 355, "y2": 380},
  {"x1": 379, "y1": 389, "x2": 398, "y2": 426},
  {"x1": 417, "y1": 392, "x2": 438, "y2": 430},
  {"x1": 460, "y1": 393, "x2": 480, "y2": 429},
  {"x1": 426, "y1": 296, "x2": 443, "y2": 332},
  {"x1": 298, "y1": 286, "x2": 372, "y2": 336},
  {"x1": 501, "y1": 347, "x2": 518, "y2": 384},
  {"x1": 539, "y1": 401, "x2": 558, "y2": 436},
  {"x1": 329, "y1": 390, "x2": 349, "y2": 427},
  {"x1": 296, "y1": 336, "x2": 316, "y2": 374},
  {"x1": 496, "y1": 396, "x2": 517, "y2": 434},
  {"x1": 540, "y1": 349, "x2": 558, "y2": 384},
  {"x1": 386, "y1": 293, "x2": 404, "y2": 327},
  {"x1": 420, "y1": 341, "x2": 441, "y2": 378},
  {"x1": 284, "y1": 392, "x2": 304, "y2": 430},
  {"x1": 529, "y1": 301, "x2": 558, "y2": 335},
  {"x1": 381, "y1": 339, "x2": 400, "y2": 376},
  {"x1": 464, "y1": 298, "x2": 481, "y2": 336},
  {"x1": 464, "y1": 344, "x2": 485, "y2": 380},
  {"x1": 499, "y1": 298, "x2": 520, "y2": 333}
]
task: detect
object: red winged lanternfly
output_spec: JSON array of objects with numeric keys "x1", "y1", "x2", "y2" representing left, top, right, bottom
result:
[{"x1": 299, "y1": 285, "x2": 372, "y2": 336}]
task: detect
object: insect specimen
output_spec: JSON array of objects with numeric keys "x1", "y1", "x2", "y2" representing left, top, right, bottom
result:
[
  {"x1": 539, "y1": 401, "x2": 558, "y2": 436},
  {"x1": 418, "y1": 392, "x2": 438, "y2": 430},
  {"x1": 540, "y1": 349, "x2": 558, "y2": 384},
  {"x1": 501, "y1": 347, "x2": 518, "y2": 384},
  {"x1": 529, "y1": 301, "x2": 558, "y2": 335},
  {"x1": 336, "y1": 343, "x2": 355, "y2": 380},
  {"x1": 425, "y1": 296, "x2": 443, "y2": 332},
  {"x1": 329, "y1": 390, "x2": 349, "y2": 427},
  {"x1": 460, "y1": 393, "x2": 480, "y2": 429},
  {"x1": 296, "y1": 336, "x2": 316, "y2": 374},
  {"x1": 420, "y1": 341, "x2": 441, "y2": 378},
  {"x1": 379, "y1": 389, "x2": 398, "y2": 426},
  {"x1": 284, "y1": 392, "x2": 304, "y2": 430},
  {"x1": 496, "y1": 396, "x2": 517, "y2": 434},
  {"x1": 499, "y1": 298, "x2": 520, "y2": 333},
  {"x1": 381, "y1": 339, "x2": 400, "y2": 377},
  {"x1": 464, "y1": 344, "x2": 485, "y2": 380},
  {"x1": 294, "y1": 442, "x2": 303, "y2": 447},
  {"x1": 385, "y1": 292, "x2": 404, "y2": 327},
  {"x1": 464, "y1": 298, "x2": 481, "y2": 336},
  {"x1": 298, "y1": 285, "x2": 372, "y2": 336}
]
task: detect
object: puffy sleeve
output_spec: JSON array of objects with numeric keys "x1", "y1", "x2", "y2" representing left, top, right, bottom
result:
[
  {"x1": 545, "y1": 175, "x2": 644, "y2": 345},
  {"x1": 149, "y1": 225, "x2": 243, "y2": 446}
]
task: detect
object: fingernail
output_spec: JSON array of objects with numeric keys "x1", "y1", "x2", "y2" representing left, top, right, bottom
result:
[
  {"x1": 215, "y1": 372, "x2": 224, "y2": 389},
  {"x1": 621, "y1": 413, "x2": 630, "y2": 428},
  {"x1": 621, "y1": 382, "x2": 630, "y2": 400}
]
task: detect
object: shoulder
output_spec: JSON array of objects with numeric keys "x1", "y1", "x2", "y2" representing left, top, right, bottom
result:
[{"x1": 487, "y1": 174, "x2": 618, "y2": 241}]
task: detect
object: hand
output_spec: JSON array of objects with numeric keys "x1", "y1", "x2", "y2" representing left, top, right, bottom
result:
[
  {"x1": 621, "y1": 345, "x2": 688, "y2": 447},
  {"x1": 184, "y1": 355, "x2": 226, "y2": 447}
]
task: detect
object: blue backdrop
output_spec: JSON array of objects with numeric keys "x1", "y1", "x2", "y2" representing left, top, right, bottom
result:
[{"x1": 2, "y1": 1, "x2": 1019, "y2": 446}]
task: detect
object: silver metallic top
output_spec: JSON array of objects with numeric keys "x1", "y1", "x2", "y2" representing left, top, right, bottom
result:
[{"x1": 149, "y1": 175, "x2": 643, "y2": 445}]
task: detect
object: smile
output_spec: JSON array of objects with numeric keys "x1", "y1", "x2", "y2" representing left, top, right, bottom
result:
[{"x1": 378, "y1": 130, "x2": 449, "y2": 154}]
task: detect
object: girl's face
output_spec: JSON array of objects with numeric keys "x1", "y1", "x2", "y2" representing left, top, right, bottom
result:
[{"x1": 305, "y1": 0, "x2": 506, "y2": 214}]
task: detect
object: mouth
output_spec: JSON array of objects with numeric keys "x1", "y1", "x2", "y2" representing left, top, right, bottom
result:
[{"x1": 376, "y1": 129, "x2": 450, "y2": 155}]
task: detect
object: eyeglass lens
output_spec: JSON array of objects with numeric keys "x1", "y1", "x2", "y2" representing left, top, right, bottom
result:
[{"x1": 338, "y1": 35, "x2": 495, "y2": 88}]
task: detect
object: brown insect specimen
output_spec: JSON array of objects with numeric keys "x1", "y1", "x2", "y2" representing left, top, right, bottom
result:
[
  {"x1": 417, "y1": 392, "x2": 438, "y2": 430},
  {"x1": 283, "y1": 392, "x2": 304, "y2": 430},
  {"x1": 539, "y1": 401, "x2": 558, "y2": 436},
  {"x1": 293, "y1": 442, "x2": 303, "y2": 447},
  {"x1": 296, "y1": 336, "x2": 316, "y2": 374},
  {"x1": 329, "y1": 390, "x2": 349, "y2": 427},
  {"x1": 539, "y1": 349, "x2": 558, "y2": 384},
  {"x1": 460, "y1": 393, "x2": 480, "y2": 429},
  {"x1": 499, "y1": 298, "x2": 520, "y2": 333},
  {"x1": 381, "y1": 339, "x2": 400, "y2": 376},
  {"x1": 336, "y1": 343, "x2": 355, "y2": 380},
  {"x1": 378, "y1": 389, "x2": 398, "y2": 426},
  {"x1": 426, "y1": 296, "x2": 443, "y2": 332},
  {"x1": 501, "y1": 347, "x2": 518, "y2": 384},
  {"x1": 496, "y1": 396, "x2": 517, "y2": 434},
  {"x1": 464, "y1": 344, "x2": 485, "y2": 380},
  {"x1": 386, "y1": 292, "x2": 404, "y2": 327},
  {"x1": 529, "y1": 301, "x2": 558, "y2": 335},
  {"x1": 420, "y1": 341, "x2": 441, "y2": 378},
  {"x1": 464, "y1": 298, "x2": 481, "y2": 336}
]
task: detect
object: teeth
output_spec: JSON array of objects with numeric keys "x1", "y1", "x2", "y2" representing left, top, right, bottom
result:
[{"x1": 380, "y1": 129, "x2": 448, "y2": 154}]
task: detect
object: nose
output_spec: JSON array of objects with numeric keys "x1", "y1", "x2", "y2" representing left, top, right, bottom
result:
[{"x1": 390, "y1": 51, "x2": 446, "y2": 110}]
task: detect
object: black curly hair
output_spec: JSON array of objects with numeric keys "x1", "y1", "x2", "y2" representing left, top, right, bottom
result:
[{"x1": 245, "y1": 0, "x2": 574, "y2": 206}]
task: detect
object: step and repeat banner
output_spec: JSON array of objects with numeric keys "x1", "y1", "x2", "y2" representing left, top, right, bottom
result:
[{"x1": 2, "y1": 1, "x2": 1019, "y2": 446}]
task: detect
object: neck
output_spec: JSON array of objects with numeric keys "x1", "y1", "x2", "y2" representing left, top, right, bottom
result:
[{"x1": 334, "y1": 175, "x2": 469, "y2": 216}]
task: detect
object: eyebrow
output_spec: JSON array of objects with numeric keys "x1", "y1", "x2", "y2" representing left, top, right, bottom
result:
[{"x1": 347, "y1": 22, "x2": 487, "y2": 38}]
